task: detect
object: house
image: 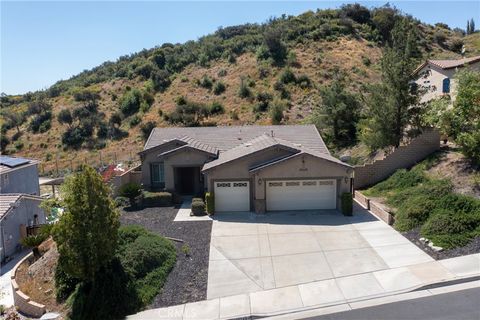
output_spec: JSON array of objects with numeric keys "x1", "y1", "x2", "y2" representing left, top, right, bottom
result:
[
  {"x1": 140, "y1": 125, "x2": 353, "y2": 213},
  {"x1": 413, "y1": 55, "x2": 480, "y2": 103},
  {"x1": 0, "y1": 156, "x2": 45, "y2": 262},
  {"x1": 0, "y1": 156, "x2": 41, "y2": 196},
  {"x1": 0, "y1": 194, "x2": 45, "y2": 262}
]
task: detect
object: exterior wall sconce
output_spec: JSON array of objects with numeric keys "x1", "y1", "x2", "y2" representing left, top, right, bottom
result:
[{"x1": 258, "y1": 178, "x2": 262, "y2": 185}]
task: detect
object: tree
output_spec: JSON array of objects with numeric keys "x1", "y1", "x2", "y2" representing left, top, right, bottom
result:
[
  {"x1": 466, "y1": 20, "x2": 470, "y2": 34},
  {"x1": 270, "y1": 99, "x2": 286, "y2": 125},
  {"x1": 313, "y1": 73, "x2": 360, "y2": 147},
  {"x1": 340, "y1": 3, "x2": 371, "y2": 24},
  {"x1": 2, "y1": 110, "x2": 24, "y2": 134},
  {"x1": 263, "y1": 27, "x2": 288, "y2": 65},
  {"x1": 372, "y1": 5, "x2": 399, "y2": 42},
  {"x1": 360, "y1": 18, "x2": 420, "y2": 149},
  {"x1": 470, "y1": 18, "x2": 475, "y2": 34},
  {"x1": 444, "y1": 71, "x2": 480, "y2": 163},
  {"x1": 57, "y1": 109, "x2": 73, "y2": 127},
  {"x1": 119, "y1": 89, "x2": 142, "y2": 116},
  {"x1": 53, "y1": 166, "x2": 120, "y2": 282}
]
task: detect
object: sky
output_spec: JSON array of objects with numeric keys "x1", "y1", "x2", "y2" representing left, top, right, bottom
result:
[{"x1": 1, "y1": 1, "x2": 479, "y2": 95}]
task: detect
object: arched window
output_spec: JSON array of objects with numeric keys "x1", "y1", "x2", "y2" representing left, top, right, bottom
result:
[{"x1": 442, "y1": 78, "x2": 450, "y2": 93}]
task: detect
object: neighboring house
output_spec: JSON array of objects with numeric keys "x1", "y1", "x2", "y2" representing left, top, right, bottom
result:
[
  {"x1": 0, "y1": 194, "x2": 45, "y2": 262},
  {"x1": 140, "y1": 125, "x2": 353, "y2": 213},
  {"x1": 0, "y1": 156, "x2": 44, "y2": 262},
  {"x1": 0, "y1": 156, "x2": 41, "y2": 196},
  {"x1": 413, "y1": 55, "x2": 480, "y2": 103}
]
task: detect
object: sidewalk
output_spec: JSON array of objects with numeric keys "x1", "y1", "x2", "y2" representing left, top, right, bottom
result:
[
  {"x1": 127, "y1": 253, "x2": 479, "y2": 320},
  {"x1": 0, "y1": 250, "x2": 29, "y2": 307}
]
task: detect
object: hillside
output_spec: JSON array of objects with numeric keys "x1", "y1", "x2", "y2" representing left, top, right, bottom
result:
[{"x1": 1, "y1": 5, "x2": 478, "y2": 175}]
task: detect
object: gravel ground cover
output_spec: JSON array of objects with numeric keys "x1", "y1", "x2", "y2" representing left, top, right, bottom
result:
[
  {"x1": 402, "y1": 228, "x2": 480, "y2": 260},
  {"x1": 120, "y1": 206, "x2": 212, "y2": 308}
]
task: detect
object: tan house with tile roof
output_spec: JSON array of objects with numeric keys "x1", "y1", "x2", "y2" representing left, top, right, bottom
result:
[
  {"x1": 140, "y1": 125, "x2": 353, "y2": 213},
  {"x1": 413, "y1": 55, "x2": 480, "y2": 103}
]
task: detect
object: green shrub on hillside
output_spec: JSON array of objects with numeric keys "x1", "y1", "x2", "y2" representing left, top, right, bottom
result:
[
  {"x1": 364, "y1": 168, "x2": 426, "y2": 196},
  {"x1": 421, "y1": 209, "x2": 480, "y2": 248},
  {"x1": 119, "y1": 89, "x2": 143, "y2": 116},
  {"x1": 386, "y1": 179, "x2": 453, "y2": 208},
  {"x1": 394, "y1": 195, "x2": 437, "y2": 231},
  {"x1": 213, "y1": 81, "x2": 226, "y2": 95}
]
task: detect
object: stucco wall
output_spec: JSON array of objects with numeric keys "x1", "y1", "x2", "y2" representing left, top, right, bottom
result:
[
  {"x1": 0, "y1": 165, "x2": 40, "y2": 195},
  {"x1": 354, "y1": 129, "x2": 440, "y2": 189},
  {"x1": 141, "y1": 143, "x2": 214, "y2": 190},
  {"x1": 415, "y1": 62, "x2": 480, "y2": 103},
  {"x1": 1, "y1": 197, "x2": 45, "y2": 261},
  {"x1": 205, "y1": 149, "x2": 352, "y2": 212}
]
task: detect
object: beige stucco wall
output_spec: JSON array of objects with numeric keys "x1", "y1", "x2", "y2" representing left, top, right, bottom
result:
[
  {"x1": 205, "y1": 149, "x2": 352, "y2": 212},
  {"x1": 141, "y1": 144, "x2": 214, "y2": 190},
  {"x1": 415, "y1": 62, "x2": 480, "y2": 103}
]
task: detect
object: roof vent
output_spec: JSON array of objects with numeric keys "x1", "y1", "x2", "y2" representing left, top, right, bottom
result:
[
  {"x1": 294, "y1": 143, "x2": 302, "y2": 147},
  {"x1": 271, "y1": 130, "x2": 274, "y2": 137},
  {"x1": 245, "y1": 143, "x2": 252, "y2": 147}
]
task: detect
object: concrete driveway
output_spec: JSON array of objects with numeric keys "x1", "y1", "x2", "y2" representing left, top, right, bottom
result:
[{"x1": 207, "y1": 203, "x2": 433, "y2": 299}]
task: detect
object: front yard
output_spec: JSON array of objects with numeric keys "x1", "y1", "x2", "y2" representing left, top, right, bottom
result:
[
  {"x1": 362, "y1": 149, "x2": 480, "y2": 259},
  {"x1": 120, "y1": 205, "x2": 212, "y2": 308}
]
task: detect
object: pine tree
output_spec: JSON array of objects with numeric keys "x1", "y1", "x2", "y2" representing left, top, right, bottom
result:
[
  {"x1": 360, "y1": 18, "x2": 420, "y2": 149},
  {"x1": 470, "y1": 18, "x2": 475, "y2": 34},
  {"x1": 467, "y1": 20, "x2": 470, "y2": 34}
]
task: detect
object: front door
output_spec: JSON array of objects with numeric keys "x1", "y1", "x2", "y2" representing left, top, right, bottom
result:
[{"x1": 177, "y1": 167, "x2": 196, "y2": 195}]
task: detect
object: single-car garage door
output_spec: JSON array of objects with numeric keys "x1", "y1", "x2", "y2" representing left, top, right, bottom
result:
[
  {"x1": 266, "y1": 179, "x2": 337, "y2": 211},
  {"x1": 214, "y1": 181, "x2": 250, "y2": 212}
]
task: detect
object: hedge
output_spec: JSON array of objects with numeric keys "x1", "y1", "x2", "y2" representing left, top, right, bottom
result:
[
  {"x1": 341, "y1": 192, "x2": 353, "y2": 216},
  {"x1": 192, "y1": 198, "x2": 206, "y2": 216},
  {"x1": 142, "y1": 191, "x2": 172, "y2": 207},
  {"x1": 205, "y1": 192, "x2": 215, "y2": 214}
]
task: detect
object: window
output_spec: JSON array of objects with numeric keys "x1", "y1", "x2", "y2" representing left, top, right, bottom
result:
[
  {"x1": 286, "y1": 181, "x2": 300, "y2": 186},
  {"x1": 151, "y1": 163, "x2": 165, "y2": 188},
  {"x1": 217, "y1": 182, "x2": 231, "y2": 188},
  {"x1": 268, "y1": 182, "x2": 283, "y2": 187},
  {"x1": 233, "y1": 182, "x2": 247, "y2": 187},
  {"x1": 442, "y1": 78, "x2": 450, "y2": 93}
]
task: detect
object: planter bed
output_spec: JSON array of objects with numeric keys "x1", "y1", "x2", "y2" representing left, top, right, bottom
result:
[{"x1": 120, "y1": 206, "x2": 212, "y2": 308}]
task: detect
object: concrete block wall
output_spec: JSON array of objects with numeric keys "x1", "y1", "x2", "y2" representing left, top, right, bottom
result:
[
  {"x1": 110, "y1": 166, "x2": 142, "y2": 197},
  {"x1": 354, "y1": 191, "x2": 394, "y2": 225},
  {"x1": 354, "y1": 129, "x2": 440, "y2": 189},
  {"x1": 11, "y1": 253, "x2": 46, "y2": 318}
]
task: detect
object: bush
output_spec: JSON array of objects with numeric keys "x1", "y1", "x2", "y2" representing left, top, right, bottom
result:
[
  {"x1": 436, "y1": 193, "x2": 480, "y2": 214},
  {"x1": 114, "y1": 196, "x2": 130, "y2": 208},
  {"x1": 213, "y1": 81, "x2": 226, "y2": 95},
  {"x1": 192, "y1": 198, "x2": 206, "y2": 216},
  {"x1": 129, "y1": 115, "x2": 141, "y2": 127},
  {"x1": 365, "y1": 168, "x2": 426, "y2": 196},
  {"x1": 119, "y1": 231, "x2": 176, "y2": 305},
  {"x1": 341, "y1": 192, "x2": 353, "y2": 216},
  {"x1": 198, "y1": 75, "x2": 213, "y2": 89},
  {"x1": 394, "y1": 195, "x2": 437, "y2": 231},
  {"x1": 421, "y1": 210, "x2": 480, "y2": 248},
  {"x1": 142, "y1": 191, "x2": 172, "y2": 207},
  {"x1": 280, "y1": 68, "x2": 296, "y2": 84},
  {"x1": 296, "y1": 74, "x2": 311, "y2": 88},
  {"x1": 119, "y1": 183, "x2": 142, "y2": 206},
  {"x1": 238, "y1": 78, "x2": 252, "y2": 98},
  {"x1": 205, "y1": 192, "x2": 214, "y2": 214},
  {"x1": 67, "y1": 258, "x2": 140, "y2": 320},
  {"x1": 209, "y1": 102, "x2": 225, "y2": 115},
  {"x1": 119, "y1": 89, "x2": 142, "y2": 116},
  {"x1": 387, "y1": 179, "x2": 453, "y2": 208},
  {"x1": 55, "y1": 256, "x2": 80, "y2": 302},
  {"x1": 269, "y1": 100, "x2": 284, "y2": 124}
]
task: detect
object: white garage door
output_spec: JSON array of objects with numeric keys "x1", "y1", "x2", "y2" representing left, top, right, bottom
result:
[
  {"x1": 214, "y1": 181, "x2": 250, "y2": 212},
  {"x1": 266, "y1": 179, "x2": 337, "y2": 211}
]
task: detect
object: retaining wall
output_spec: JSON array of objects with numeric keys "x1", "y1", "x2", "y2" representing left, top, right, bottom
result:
[
  {"x1": 354, "y1": 191, "x2": 394, "y2": 225},
  {"x1": 354, "y1": 129, "x2": 440, "y2": 189},
  {"x1": 11, "y1": 253, "x2": 46, "y2": 318}
]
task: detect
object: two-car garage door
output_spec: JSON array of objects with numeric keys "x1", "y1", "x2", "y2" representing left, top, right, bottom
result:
[
  {"x1": 214, "y1": 179, "x2": 337, "y2": 212},
  {"x1": 266, "y1": 179, "x2": 337, "y2": 211}
]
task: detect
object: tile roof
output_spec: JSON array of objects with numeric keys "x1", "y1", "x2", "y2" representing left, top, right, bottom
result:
[
  {"x1": 203, "y1": 134, "x2": 350, "y2": 171},
  {"x1": 143, "y1": 125, "x2": 329, "y2": 155},
  {"x1": 202, "y1": 134, "x2": 299, "y2": 171},
  {"x1": 0, "y1": 194, "x2": 22, "y2": 220},
  {"x1": 413, "y1": 55, "x2": 480, "y2": 74},
  {"x1": 0, "y1": 194, "x2": 44, "y2": 221}
]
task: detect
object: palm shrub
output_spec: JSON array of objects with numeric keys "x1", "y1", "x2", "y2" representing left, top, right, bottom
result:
[
  {"x1": 21, "y1": 234, "x2": 48, "y2": 260},
  {"x1": 119, "y1": 183, "x2": 142, "y2": 207}
]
